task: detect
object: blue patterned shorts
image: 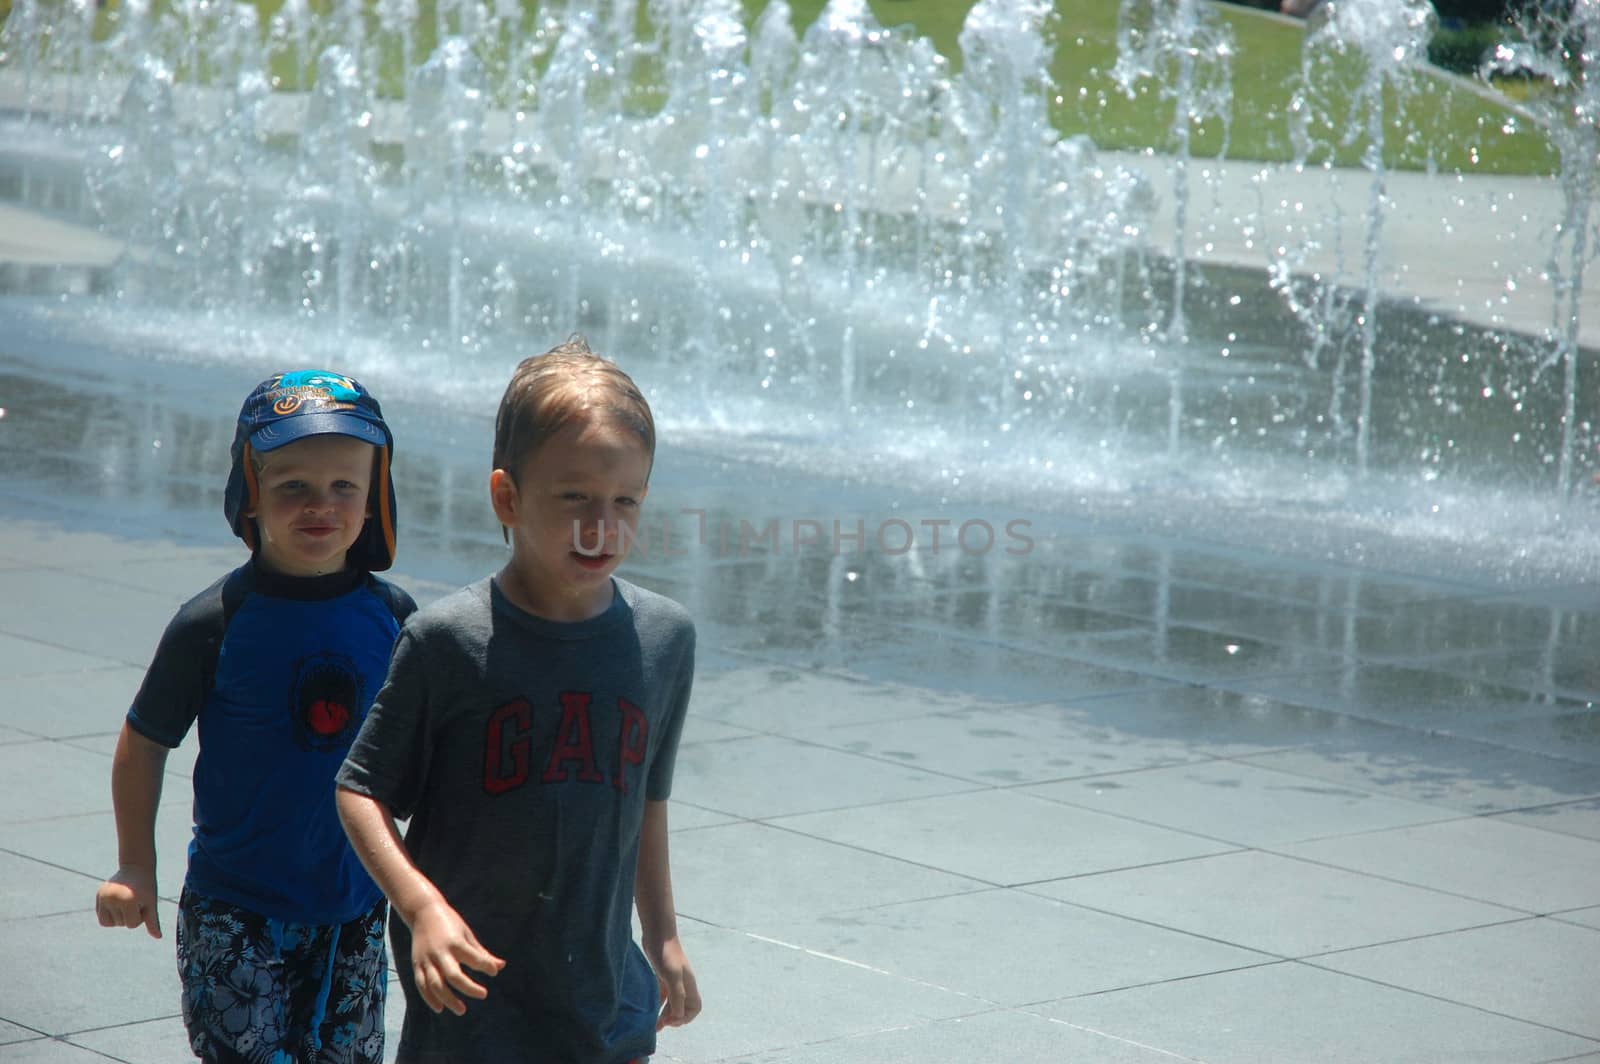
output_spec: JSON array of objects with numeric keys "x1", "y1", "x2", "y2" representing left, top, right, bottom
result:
[{"x1": 176, "y1": 887, "x2": 388, "y2": 1064}]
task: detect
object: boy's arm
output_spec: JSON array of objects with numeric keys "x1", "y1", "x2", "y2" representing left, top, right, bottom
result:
[
  {"x1": 335, "y1": 786, "x2": 506, "y2": 1015},
  {"x1": 635, "y1": 799, "x2": 701, "y2": 1030},
  {"x1": 96, "y1": 722, "x2": 170, "y2": 938}
]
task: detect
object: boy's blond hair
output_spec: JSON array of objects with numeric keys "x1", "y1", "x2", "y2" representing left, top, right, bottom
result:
[{"x1": 493, "y1": 334, "x2": 656, "y2": 485}]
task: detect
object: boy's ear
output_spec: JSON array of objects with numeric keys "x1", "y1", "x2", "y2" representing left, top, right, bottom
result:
[{"x1": 489, "y1": 468, "x2": 519, "y2": 527}]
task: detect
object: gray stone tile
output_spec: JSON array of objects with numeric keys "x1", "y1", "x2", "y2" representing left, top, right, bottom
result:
[
  {"x1": 659, "y1": 925, "x2": 978, "y2": 1062},
  {"x1": 1493, "y1": 796, "x2": 1600, "y2": 841},
  {"x1": 1030, "y1": 850, "x2": 1522, "y2": 957},
  {"x1": 0, "y1": 666, "x2": 143, "y2": 739},
  {"x1": 875, "y1": 604, "x2": 1145, "y2": 662},
  {"x1": 671, "y1": 734, "x2": 975, "y2": 820},
  {"x1": 728, "y1": 1006, "x2": 1193, "y2": 1063},
  {"x1": 753, "y1": 889, "x2": 1269, "y2": 1007},
  {"x1": 1457, "y1": 710, "x2": 1600, "y2": 765},
  {"x1": 671, "y1": 821, "x2": 985, "y2": 928},
  {"x1": 74, "y1": 550, "x2": 241, "y2": 602},
  {"x1": 60, "y1": 729, "x2": 213, "y2": 781},
  {"x1": 1022, "y1": 760, "x2": 1456, "y2": 848},
  {"x1": 773, "y1": 788, "x2": 1233, "y2": 885},
  {"x1": 1071, "y1": 624, "x2": 1348, "y2": 686},
  {"x1": 1127, "y1": 553, "x2": 1449, "y2": 614},
  {"x1": 0, "y1": 741, "x2": 121, "y2": 823},
  {"x1": 1045, "y1": 961, "x2": 1595, "y2": 1064},
  {"x1": 804, "y1": 702, "x2": 1215, "y2": 786},
  {"x1": 1027, "y1": 684, "x2": 1387, "y2": 759},
  {"x1": 0, "y1": 851, "x2": 103, "y2": 921},
  {"x1": 690, "y1": 665, "x2": 986, "y2": 735},
  {"x1": 1405, "y1": 613, "x2": 1600, "y2": 701},
  {"x1": 677, "y1": 717, "x2": 758, "y2": 745},
  {"x1": 1280, "y1": 817, "x2": 1600, "y2": 913},
  {"x1": 0, "y1": 724, "x2": 33, "y2": 745},
  {"x1": 1347, "y1": 596, "x2": 1589, "y2": 668},
  {"x1": 0, "y1": 1037, "x2": 114, "y2": 1062},
  {"x1": 710, "y1": 605, "x2": 935, "y2": 667},
  {"x1": 1170, "y1": 586, "x2": 1553, "y2": 664},
  {"x1": 0, "y1": 905, "x2": 181, "y2": 1034},
  {"x1": 667, "y1": 803, "x2": 739, "y2": 832},
  {"x1": 1007, "y1": 563, "x2": 1165, "y2": 621},
  {"x1": 0, "y1": 521, "x2": 227, "y2": 571},
  {"x1": 0, "y1": 1019, "x2": 42, "y2": 1045},
  {"x1": 1555, "y1": 906, "x2": 1600, "y2": 932},
  {"x1": 1122, "y1": 585, "x2": 1353, "y2": 653},
  {"x1": 0, "y1": 568, "x2": 176, "y2": 667},
  {"x1": 1311, "y1": 918, "x2": 1600, "y2": 1038},
  {"x1": 0, "y1": 803, "x2": 195, "y2": 885},
  {"x1": 0, "y1": 634, "x2": 118, "y2": 679},
  {"x1": 1240, "y1": 734, "x2": 1600, "y2": 814},
  {"x1": 820, "y1": 637, "x2": 1171, "y2": 706},
  {"x1": 1232, "y1": 663, "x2": 1592, "y2": 731},
  {"x1": 384, "y1": 992, "x2": 402, "y2": 1063},
  {"x1": 64, "y1": 1016, "x2": 192, "y2": 1064}
]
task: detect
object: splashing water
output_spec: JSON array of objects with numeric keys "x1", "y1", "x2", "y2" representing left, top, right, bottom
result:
[
  {"x1": 1483, "y1": 0, "x2": 1600, "y2": 497},
  {"x1": 1289, "y1": 0, "x2": 1437, "y2": 479},
  {"x1": 1114, "y1": 0, "x2": 1235, "y2": 346},
  {"x1": 0, "y1": 0, "x2": 1597, "y2": 567}
]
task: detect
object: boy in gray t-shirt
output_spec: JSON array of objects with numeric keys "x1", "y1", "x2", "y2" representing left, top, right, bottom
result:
[{"x1": 337, "y1": 337, "x2": 700, "y2": 1064}]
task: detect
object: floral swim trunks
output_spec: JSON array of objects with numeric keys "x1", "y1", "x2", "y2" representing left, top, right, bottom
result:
[{"x1": 176, "y1": 887, "x2": 387, "y2": 1064}]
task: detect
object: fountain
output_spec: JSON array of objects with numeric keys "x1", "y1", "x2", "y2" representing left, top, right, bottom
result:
[
  {"x1": 1, "y1": 0, "x2": 1598, "y2": 574},
  {"x1": 1288, "y1": 0, "x2": 1435, "y2": 478},
  {"x1": 1112, "y1": 0, "x2": 1234, "y2": 459},
  {"x1": 1482, "y1": 0, "x2": 1600, "y2": 497},
  {"x1": 1113, "y1": 0, "x2": 1235, "y2": 347}
]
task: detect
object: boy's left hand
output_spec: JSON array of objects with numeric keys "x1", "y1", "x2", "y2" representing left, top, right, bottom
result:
[{"x1": 648, "y1": 937, "x2": 701, "y2": 1030}]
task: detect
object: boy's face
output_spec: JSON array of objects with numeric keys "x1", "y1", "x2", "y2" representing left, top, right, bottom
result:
[
  {"x1": 490, "y1": 413, "x2": 651, "y2": 622},
  {"x1": 247, "y1": 434, "x2": 376, "y2": 577}
]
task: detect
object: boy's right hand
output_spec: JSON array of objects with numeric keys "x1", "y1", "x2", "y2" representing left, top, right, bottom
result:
[
  {"x1": 409, "y1": 899, "x2": 507, "y2": 1016},
  {"x1": 95, "y1": 866, "x2": 161, "y2": 938}
]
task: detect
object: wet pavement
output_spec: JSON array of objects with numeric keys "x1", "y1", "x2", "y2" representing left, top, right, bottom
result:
[{"x1": 2, "y1": 347, "x2": 1599, "y2": 1063}]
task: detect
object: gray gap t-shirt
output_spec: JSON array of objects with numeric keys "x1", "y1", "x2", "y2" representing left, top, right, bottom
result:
[{"x1": 337, "y1": 575, "x2": 695, "y2": 1064}]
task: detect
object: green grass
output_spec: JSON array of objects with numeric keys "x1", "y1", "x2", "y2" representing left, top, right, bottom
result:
[
  {"x1": 785, "y1": 0, "x2": 1559, "y2": 175},
  {"x1": 2, "y1": 0, "x2": 1562, "y2": 175}
]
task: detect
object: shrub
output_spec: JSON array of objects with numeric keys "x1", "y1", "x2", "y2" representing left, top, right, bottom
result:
[
  {"x1": 1433, "y1": 0, "x2": 1516, "y2": 22},
  {"x1": 1428, "y1": 22, "x2": 1505, "y2": 75}
]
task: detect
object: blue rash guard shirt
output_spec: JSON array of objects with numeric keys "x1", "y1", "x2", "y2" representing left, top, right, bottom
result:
[{"x1": 128, "y1": 560, "x2": 416, "y2": 924}]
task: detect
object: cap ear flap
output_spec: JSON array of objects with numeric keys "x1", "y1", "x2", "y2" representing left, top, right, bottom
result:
[
  {"x1": 372, "y1": 446, "x2": 396, "y2": 570},
  {"x1": 239, "y1": 442, "x2": 261, "y2": 551},
  {"x1": 342, "y1": 445, "x2": 397, "y2": 572}
]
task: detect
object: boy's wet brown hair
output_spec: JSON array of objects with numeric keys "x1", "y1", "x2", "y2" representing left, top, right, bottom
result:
[{"x1": 492, "y1": 333, "x2": 656, "y2": 491}]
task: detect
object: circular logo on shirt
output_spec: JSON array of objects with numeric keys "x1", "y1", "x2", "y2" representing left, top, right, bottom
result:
[{"x1": 289, "y1": 652, "x2": 364, "y2": 753}]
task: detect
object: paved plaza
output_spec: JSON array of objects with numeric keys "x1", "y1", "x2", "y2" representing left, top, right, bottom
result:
[
  {"x1": 2, "y1": 343, "x2": 1599, "y2": 1063},
  {"x1": 2, "y1": 40, "x2": 1600, "y2": 1060}
]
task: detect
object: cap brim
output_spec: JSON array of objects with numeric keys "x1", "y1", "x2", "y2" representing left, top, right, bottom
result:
[{"x1": 250, "y1": 410, "x2": 388, "y2": 451}]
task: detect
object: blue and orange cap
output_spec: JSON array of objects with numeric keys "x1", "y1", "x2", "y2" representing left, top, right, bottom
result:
[{"x1": 223, "y1": 370, "x2": 398, "y2": 571}]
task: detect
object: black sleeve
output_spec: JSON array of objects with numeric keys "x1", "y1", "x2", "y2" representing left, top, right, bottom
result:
[
  {"x1": 125, "y1": 567, "x2": 250, "y2": 748},
  {"x1": 337, "y1": 624, "x2": 432, "y2": 820},
  {"x1": 366, "y1": 574, "x2": 419, "y2": 627}
]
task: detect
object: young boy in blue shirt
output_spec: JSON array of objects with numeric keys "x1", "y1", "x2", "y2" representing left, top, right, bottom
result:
[
  {"x1": 95, "y1": 370, "x2": 416, "y2": 1064},
  {"x1": 336, "y1": 337, "x2": 701, "y2": 1063}
]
